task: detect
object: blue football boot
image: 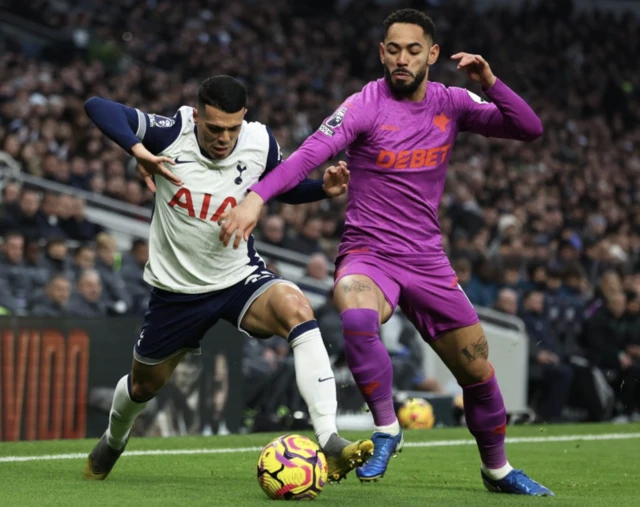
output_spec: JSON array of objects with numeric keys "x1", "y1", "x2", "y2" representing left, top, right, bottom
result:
[
  {"x1": 356, "y1": 430, "x2": 404, "y2": 482},
  {"x1": 481, "y1": 468, "x2": 555, "y2": 496}
]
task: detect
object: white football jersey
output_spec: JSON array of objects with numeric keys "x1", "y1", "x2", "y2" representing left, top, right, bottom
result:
[{"x1": 135, "y1": 106, "x2": 277, "y2": 293}]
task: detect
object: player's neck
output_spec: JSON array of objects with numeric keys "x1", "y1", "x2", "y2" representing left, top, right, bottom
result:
[{"x1": 406, "y1": 78, "x2": 428, "y2": 103}]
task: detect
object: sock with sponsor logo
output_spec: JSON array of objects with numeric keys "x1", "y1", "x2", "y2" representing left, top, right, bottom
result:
[
  {"x1": 288, "y1": 320, "x2": 338, "y2": 448},
  {"x1": 462, "y1": 369, "x2": 512, "y2": 478},
  {"x1": 341, "y1": 308, "x2": 398, "y2": 432},
  {"x1": 106, "y1": 374, "x2": 148, "y2": 450}
]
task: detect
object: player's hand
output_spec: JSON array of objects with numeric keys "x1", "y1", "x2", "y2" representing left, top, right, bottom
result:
[
  {"x1": 217, "y1": 191, "x2": 264, "y2": 249},
  {"x1": 322, "y1": 161, "x2": 350, "y2": 197},
  {"x1": 451, "y1": 53, "x2": 496, "y2": 89},
  {"x1": 131, "y1": 143, "x2": 183, "y2": 193}
]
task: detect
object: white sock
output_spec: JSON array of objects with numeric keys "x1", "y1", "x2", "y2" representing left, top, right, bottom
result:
[
  {"x1": 289, "y1": 323, "x2": 338, "y2": 448},
  {"x1": 374, "y1": 420, "x2": 401, "y2": 436},
  {"x1": 482, "y1": 461, "x2": 514, "y2": 480},
  {"x1": 106, "y1": 375, "x2": 148, "y2": 450}
]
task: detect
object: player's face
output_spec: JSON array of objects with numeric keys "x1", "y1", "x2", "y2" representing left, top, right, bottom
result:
[
  {"x1": 380, "y1": 23, "x2": 440, "y2": 97},
  {"x1": 194, "y1": 105, "x2": 247, "y2": 159}
]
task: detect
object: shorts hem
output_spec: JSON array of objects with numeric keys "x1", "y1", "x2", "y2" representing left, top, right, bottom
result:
[
  {"x1": 430, "y1": 317, "x2": 481, "y2": 342},
  {"x1": 133, "y1": 346, "x2": 202, "y2": 365},
  {"x1": 236, "y1": 279, "x2": 299, "y2": 337},
  {"x1": 333, "y1": 262, "x2": 398, "y2": 315}
]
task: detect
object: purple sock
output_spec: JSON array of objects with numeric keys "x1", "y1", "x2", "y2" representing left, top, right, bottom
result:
[
  {"x1": 462, "y1": 371, "x2": 508, "y2": 469},
  {"x1": 341, "y1": 308, "x2": 396, "y2": 426}
]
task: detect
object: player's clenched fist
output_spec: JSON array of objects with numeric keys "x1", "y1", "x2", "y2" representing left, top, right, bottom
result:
[
  {"x1": 131, "y1": 143, "x2": 183, "y2": 193},
  {"x1": 218, "y1": 191, "x2": 264, "y2": 249},
  {"x1": 451, "y1": 53, "x2": 497, "y2": 90},
  {"x1": 322, "y1": 161, "x2": 350, "y2": 197}
]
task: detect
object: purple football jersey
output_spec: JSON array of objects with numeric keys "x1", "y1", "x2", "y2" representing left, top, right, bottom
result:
[{"x1": 252, "y1": 78, "x2": 542, "y2": 263}]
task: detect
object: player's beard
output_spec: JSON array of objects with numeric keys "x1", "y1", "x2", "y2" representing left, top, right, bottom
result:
[{"x1": 384, "y1": 66, "x2": 427, "y2": 98}]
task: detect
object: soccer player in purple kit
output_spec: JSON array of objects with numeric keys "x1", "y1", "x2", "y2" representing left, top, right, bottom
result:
[{"x1": 219, "y1": 9, "x2": 553, "y2": 496}]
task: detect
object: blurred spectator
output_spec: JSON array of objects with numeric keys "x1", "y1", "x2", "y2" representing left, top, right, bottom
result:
[
  {"x1": 0, "y1": 231, "x2": 32, "y2": 314},
  {"x1": 286, "y1": 214, "x2": 324, "y2": 255},
  {"x1": 68, "y1": 269, "x2": 107, "y2": 317},
  {"x1": 0, "y1": 279, "x2": 17, "y2": 314},
  {"x1": 71, "y1": 244, "x2": 97, "y2": 279},
  {"x1": 41, "y1": 237, "x2": 74, "y2": 279},
  {"x1": 380, "y1": 311, "x2": 443, "y2": 394},
  {"x1": 453, "y1": 257, "x2": 496, "y2": 307},
  {"x1": 521, "y1": 290, "x2": 573, "y2": 423},
  {"x1": 494, "y1": 288, "x2": 519, "y2": 316},
  {"x1": 316, "y1": 290, "x2": 344, "y2": 360},
  {"x1": 120, "y1": 238, "x2": 152, "y2": 315},
  {"x1": 60, "y1": 196, "x2": 103, "y2": 240},
  {"x1": 30, "y1": 274, "x2": 71, "y2": 317},
  {"x1": 583, "y1": 292, "x2": 631, "y2": 400},
  {"x1": 37, "y1": 192, "x2": 68, "y2": 239},
  {"x1": 2, "y1": 189, "x2": 41, "y2": 240},
  {"x1": 23, "y1": 238, "x2": 50, "y2": 290},
  {"x1": 259, "y1": 214, "x2": 295, "y2": 250},
  {"x1": 95, "y1": 233, "x2": 131, "y2": 314},
  {"x1": 1, "y1": 180, "x2": 21, "y2": 218},
  {"x1": 298, "y1": 253, "x2": 333, "y2": 293}
]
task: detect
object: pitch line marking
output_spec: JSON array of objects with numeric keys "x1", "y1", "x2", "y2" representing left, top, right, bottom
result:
[{"x1": 1, "y1": 432, "x2": 639, "y2": 463}]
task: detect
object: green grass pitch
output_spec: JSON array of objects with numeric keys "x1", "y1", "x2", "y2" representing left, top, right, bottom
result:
[{"x1": 1, "y1": 424, "x2": 638, "y2": 506}]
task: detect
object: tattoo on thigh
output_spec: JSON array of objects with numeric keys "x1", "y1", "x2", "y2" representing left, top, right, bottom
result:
[
  {"x1": 342, "y1": 281, "x2": 372, "y2": 293},
  {"x1": 461, "y1": 335, "x2": 489, "y2": 363}
]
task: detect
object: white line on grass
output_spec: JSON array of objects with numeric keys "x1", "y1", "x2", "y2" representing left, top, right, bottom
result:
[{"x1": 1, "y1": 432, "x2": 639, "y2": 463}]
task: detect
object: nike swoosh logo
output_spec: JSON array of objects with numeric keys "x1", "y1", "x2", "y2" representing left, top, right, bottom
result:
[
  {"x1": 174, "y1": 156, "x2": 195, "y2": 164},
  {"x1": 318, "y1": 377, "x2": 334, "y2": 383}
]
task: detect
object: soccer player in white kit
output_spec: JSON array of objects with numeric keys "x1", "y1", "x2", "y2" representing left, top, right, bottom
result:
[{"x1": 82, "y1": 75, "x2": 372, "y2": 482}]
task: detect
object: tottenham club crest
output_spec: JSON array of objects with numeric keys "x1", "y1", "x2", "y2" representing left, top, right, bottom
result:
[
  {"x1": 149, "y1": 114, "x2": 176, "y2": 128},
  {"x1": 235, "y1": 163, "x2": 247, "y2": 185}
]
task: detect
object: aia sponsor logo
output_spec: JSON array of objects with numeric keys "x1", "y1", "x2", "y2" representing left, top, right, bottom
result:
[{"x1": 168, "y1": 187, "x2": 236, "y2": 221}]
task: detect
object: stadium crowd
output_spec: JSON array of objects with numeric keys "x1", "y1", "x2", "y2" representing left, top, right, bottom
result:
[{"x1": 1, "y1": 0, "x2": 640, "y2": 423}]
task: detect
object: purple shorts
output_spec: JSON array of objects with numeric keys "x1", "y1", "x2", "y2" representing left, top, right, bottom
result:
[{"x1": 334, "y1": 252, "x2": 479, "y2": 342}]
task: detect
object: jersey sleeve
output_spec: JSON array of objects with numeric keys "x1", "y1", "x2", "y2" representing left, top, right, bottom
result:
[
  {"x1": 260, "y1": 126, "x2": 328, "y2": 204},
  {"x1": 250, "y1": 93, "x2": 373, "y2": 202},
  {"x1": 450, "y1": 81, "x2": 543, "y2": 141},
  {"x1": 84, "y1": 97, "x2": 182, "y2": 155},
  {"x1": 311, "y1": 92, "x2": 374, "y2": 156},
  {"x1": 134, "y1": 110, "x2": 183, "y2": 155}
]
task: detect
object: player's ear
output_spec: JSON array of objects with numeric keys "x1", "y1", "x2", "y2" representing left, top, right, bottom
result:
[
  {"x1": 428, "y1": 43, "x2": 440, "y2": 65},
  {"x1": 241, "y1": 107, "x2": 248, "y2": 119},
  {"x1": 379, "y1": 42, "x2": 385, "y2": 64},
  {"x1": 193, "y1": 108, "x2": 199, "y2": 122}
]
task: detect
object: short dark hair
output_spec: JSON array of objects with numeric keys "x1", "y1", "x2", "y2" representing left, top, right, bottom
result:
[
  {"x1": 197, "y1": 76, "x2": 247, "y2": 113},
  {"x1": 383, "y1": 9, "x2": 436, "y2": 42}
]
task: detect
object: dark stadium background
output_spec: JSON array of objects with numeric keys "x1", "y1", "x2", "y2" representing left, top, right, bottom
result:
[{"x1": 1, "y1": 0, "x2": 640, "y2": 442}]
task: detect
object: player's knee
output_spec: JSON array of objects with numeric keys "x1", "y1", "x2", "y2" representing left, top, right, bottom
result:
[
  {"x1": 130, "y1": 377, "x2": 164, "y2": 403},
  {"x1": 274, "y1": 291, "x2": 315, "y2": 332},
  {"x1": 458, "y1": 358, "x2": 494, "y2": 385}
]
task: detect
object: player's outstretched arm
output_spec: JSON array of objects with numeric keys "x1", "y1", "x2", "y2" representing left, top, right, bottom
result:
[
  {"x1": 451, "y1": 53, "x2": 543, "y2": 141},
  {"x1": 217, "y1": 161, "x2": 348, "y2": 248},
  {"x1": 219, "y1": 94, "x2": 369, "y2": 248},
  {"x1": 84, "y1": 97, "x2": 183, "y2": 192},
  {"x1": 275, "y1": 162, "x2": 349, "y2": 204}
]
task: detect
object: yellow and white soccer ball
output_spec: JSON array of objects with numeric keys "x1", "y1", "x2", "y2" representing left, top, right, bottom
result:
[
  {"x1": 257, "y1": 434, "x2": 328, "y2": 501},
  {"x1": 398, "y1": 398, "x2": 435, "y2": 429}
]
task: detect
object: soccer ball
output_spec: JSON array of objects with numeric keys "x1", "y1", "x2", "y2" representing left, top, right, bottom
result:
[
  {"x1": 398, "y1": 398, "x2": 435, "y2": 429},
  {"x1": 257, "y1": 434, "x2": 328, "y2": 500}
]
